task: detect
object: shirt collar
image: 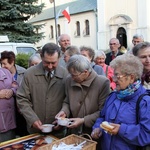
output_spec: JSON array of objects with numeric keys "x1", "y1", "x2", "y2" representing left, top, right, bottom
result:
[{"x1": 111, "y1": 50, "x2": 119, "y2": 56}]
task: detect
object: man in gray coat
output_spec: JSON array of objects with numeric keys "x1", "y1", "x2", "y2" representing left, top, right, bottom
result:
[{"x1": 16, "y1": 43, "x2": 68, "y2": 137}]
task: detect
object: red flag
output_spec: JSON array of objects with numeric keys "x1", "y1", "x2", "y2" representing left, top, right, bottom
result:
[{"x1": 62, "y1": 7, "x2": 71, "y2": 23}]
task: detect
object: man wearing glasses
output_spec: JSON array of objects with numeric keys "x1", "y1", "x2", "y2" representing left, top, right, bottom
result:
[{"x1": 105, "y1": 38, "x2": 123, "y2": 65}]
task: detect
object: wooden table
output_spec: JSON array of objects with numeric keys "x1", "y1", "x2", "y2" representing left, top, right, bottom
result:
[{"x1": 0, "y1": 133, "x2": 58, "y2": 149}]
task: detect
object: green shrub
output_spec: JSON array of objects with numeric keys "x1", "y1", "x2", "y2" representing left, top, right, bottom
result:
[{"x1": 16, "y1": 53, "x2": 31, "y2": 69}]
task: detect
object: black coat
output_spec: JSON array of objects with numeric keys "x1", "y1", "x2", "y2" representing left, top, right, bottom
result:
[{"x1": 105, "y1": 51, "x2": 124, "y2": 65}]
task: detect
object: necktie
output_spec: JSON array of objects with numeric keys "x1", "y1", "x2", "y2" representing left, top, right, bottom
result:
[
  {"x1": 112, "y1": 54, "x2": 115, "y2": 60},
  {"x1": 47, "y1": 72, "x2": 51, "y2": 82}
]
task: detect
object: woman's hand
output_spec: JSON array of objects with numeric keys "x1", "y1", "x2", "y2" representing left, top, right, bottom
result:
[
  {"x1": 67, "y1": 118, "x2": 84, "y2": 128},
  {"x1": 55, "y1": 111, "x2": 67, "y2": 119},
  {"x1": 54, "y1": 111, "x2": 67, "y2": 130},
  {"x1": 109, "y1": 123, "x2": 120, "y2": 135},
  {"x1": 0, "y1": 89, "x2": 6, "y2": 99},
  {"x1": 5, "y1": 89, "x2": 13, "y2": 99},
  {"x1": 91, "y1": 128, "x2": 102, "y2": 139},
  {"x1": 52, "y1": 120, "x2": 63, "y2": 131},
  {"x1": 0, "y1": 89, "x2": 13, "y2": 99}
]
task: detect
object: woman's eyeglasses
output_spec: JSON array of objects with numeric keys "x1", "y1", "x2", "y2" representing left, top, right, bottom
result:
[
  {"x1": 112, "y1": 74, "x2": 127, "y2": 80},
  {"x1": 70, "y1": 72, "x2": 83, "y2": 78}
]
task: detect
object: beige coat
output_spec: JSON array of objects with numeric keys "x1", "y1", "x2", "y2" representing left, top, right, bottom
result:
[
  {"x1": 62, "y1": 70, "x2": 110, "y2": 134},
  {"x1": 16, "y1": 62, "x2": 68, "y2": 133}
]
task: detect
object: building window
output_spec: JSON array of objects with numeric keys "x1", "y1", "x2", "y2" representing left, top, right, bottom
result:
[
  {"x1": 85, "y1": 20, "x2": 90, "y2": 35},
  {"x1": 57, "y1": 24, "x2": 61, "y2": 36},
  {"x1": 50, "y1": 25, "x2": 54, "y2": 39},
  {"x1": 76, "y1": 21, "x2": 80, "y2": 36}
]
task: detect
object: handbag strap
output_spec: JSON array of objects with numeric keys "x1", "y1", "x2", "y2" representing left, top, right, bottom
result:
[
  {"x1": 105, "y1": 65, "x2": 108, "y2": 77},
  {"x1": 76, "y1": 78, "x2": 95, "y2": 116}
]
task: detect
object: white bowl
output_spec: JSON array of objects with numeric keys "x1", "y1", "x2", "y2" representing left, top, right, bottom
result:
[
  {"x1": 41, "y1": 124, "x2": 54, "y2": 133},
  {"x1": 57, "y1": 117, "x2": 72, "y2": 126}
]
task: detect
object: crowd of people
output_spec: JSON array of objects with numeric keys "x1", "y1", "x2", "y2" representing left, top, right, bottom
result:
[{"x1": 0, "y1": 33, "x2": 150, "y2": 150}]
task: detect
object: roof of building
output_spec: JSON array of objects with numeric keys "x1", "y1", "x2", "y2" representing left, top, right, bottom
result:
[{"x1": 28, "y1": 0, "x2": 97, "y2": 23}]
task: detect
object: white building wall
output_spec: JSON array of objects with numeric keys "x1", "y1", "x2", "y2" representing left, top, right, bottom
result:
[
  {"x1": 97, "y1": 0, "x2": 150, "y2": 51},
  {"x1": 146, "y1": 0, "x2": 150, "y2": 41},
  {"x1": 35, "y1": 0, "x2": 150, "y2": 51},
  {"x1": 97, "y1": 0, "x2": 107, "y2": 50},
  {"x1": 137, "y1": 0, "x2": 150, "y2": 41},
  {"x1": 98, "y1": 0, "x2": 136, "y2": 50},
  {"x1": 35, "y1": 12, "x2": 97, "y2": 50}
]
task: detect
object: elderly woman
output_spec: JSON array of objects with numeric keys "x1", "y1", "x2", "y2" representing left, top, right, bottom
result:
[
  {"x1": 0, "y1": 51, "x2": 28, "y2": 136},
  {"x1": 28, "y1": 53, "x2": 42, "y2": 67},
  {"x1": 94, "y1": 50, "x2": 116, "y2": 90},
  {"x1": 91, "y1": 54, "x2": 150, "y2": 150},
  {"x1": 0, "y1": 68, "x2": 18, "y2": 142},
  {"x1": 64, "y1": 45, "x2": 80, "y2": 63},
  {"x1": 0, "y1": 51, "x2": 26, "y2": 85},
  {"x1": 56, "y1": 54, "x2": 110, "y2": 136},
  {"x1": 80, "y1": 46, "x2": 105, "y2": 76},
  {"x1": 132, "y1": 42, "x2": 150, "y2": 89}
]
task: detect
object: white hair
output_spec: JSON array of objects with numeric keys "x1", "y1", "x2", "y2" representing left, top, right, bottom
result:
[{"x1": 94, "y1": 50, "x2": 106, "y2": 59}]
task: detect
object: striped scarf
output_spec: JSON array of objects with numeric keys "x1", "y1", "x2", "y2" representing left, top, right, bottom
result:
[{"x1": 116, "y1": 80, "x2": 141, "y2": 99}]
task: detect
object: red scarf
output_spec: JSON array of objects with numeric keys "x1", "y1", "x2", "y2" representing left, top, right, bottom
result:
[{"x1": 141, "y1": 71, "x2": 150, "y2": 84}]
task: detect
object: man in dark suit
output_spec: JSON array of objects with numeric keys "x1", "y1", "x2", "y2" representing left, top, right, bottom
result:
[{"x1": 105, "y1": 38, "x2": 124, "y2": 65}]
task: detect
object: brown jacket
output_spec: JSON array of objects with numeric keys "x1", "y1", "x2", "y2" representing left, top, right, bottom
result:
[
  {"x1": 62, "y1": 70, "x2": 110, "y2": 134},
  {"x1": 16, "y1": 62, "x2": 68, "y2": 133}
]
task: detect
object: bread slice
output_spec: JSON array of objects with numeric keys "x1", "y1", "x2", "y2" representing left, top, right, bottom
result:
[{"x1": 100, "y1": 121, "x2": 114, "y2": 132}]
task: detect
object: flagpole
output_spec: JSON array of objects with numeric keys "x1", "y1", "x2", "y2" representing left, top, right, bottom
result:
[{"x1": 53, "y1": 0, "x2": 58, "y2": 44}]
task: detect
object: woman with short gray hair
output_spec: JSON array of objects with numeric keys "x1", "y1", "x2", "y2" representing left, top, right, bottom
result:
[
  {"x1": 110, "y1": 53, "x2": 143, "y2": 80},
  {"x1": 94, "y1": 50, "x2": 116, "y2": 90},
  {"x1": 56, "y1": 54, "x2": 110, "y2": 138},
  {"x1": 92, "y1": 54, "x2": 150, "y2": 150},
  {"x1": 28, "y1": 53, "x2": 42, "y2": 67}
]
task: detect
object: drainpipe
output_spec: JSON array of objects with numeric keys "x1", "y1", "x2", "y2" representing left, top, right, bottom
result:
[{"x1": 94, "y1": 8, "x2": 98, "y2": 50}]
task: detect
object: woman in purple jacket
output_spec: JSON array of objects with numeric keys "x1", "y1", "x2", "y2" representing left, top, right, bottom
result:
[
  {"x1": 91, "y1": 54, "x2": 150, "y2": 150},
  {"x1": 0, "y1": 68, "x2": 18, "y2": 142}
]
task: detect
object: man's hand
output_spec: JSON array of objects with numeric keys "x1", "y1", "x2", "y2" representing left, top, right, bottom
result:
[
  {"x1": 67, "y1": 118, "x2": 84, "y2": 128},
  {"x1": 32, "y1": 120, "x2": 42, "y2": 130}
]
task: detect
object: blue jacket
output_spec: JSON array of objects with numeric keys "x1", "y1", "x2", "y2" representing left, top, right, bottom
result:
[{"x1": 93, "y1": 85, "x2": 150, "y2": 150}]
